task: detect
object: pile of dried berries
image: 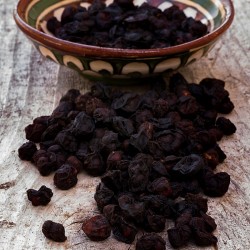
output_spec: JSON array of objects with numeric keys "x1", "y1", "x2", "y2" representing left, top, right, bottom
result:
[
  {"x1": 46, "y1": 0, "x2": 208, "y2": 49},
  {"x1": 19, "y1": 73, "x2": 236, "y2": 248}
]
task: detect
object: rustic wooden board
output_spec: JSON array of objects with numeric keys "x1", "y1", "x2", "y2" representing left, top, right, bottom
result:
[{"x1": 0, "y1": 0, "x2": 250, "y2": 249}]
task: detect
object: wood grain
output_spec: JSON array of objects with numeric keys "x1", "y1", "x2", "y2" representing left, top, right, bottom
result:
[{"x1": 0, "y1": 0, "x2": 250, "y2": 249}]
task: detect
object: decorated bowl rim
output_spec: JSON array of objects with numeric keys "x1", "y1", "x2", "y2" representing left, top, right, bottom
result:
[{"x1": 14, "y1": 0, "x2": 234, "y2": 58}]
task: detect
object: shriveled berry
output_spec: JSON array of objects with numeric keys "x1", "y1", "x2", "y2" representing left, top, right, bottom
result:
[
  {"x1": 147, "y1": 177, "x2": 172, "y2": 197},
  {"x1": 200, "y1": 212, "x2": 217, "y2": 232},
  {"x1": 171, "y1": 154, "x2": 204, "y2": 179},
  {"x1": 65, "y1": 155, "x2": 83, "y2": 173},
  {"x1": 54, "y1": 164, "x2": 78, "y2": 190},
  {"x1": 18, "y1": 141, "x2": 37, "y2": 161},
  {"x1": 27, "y1": 185, "x2": 53, "y2": 206},
  {"x1": 202, "y1": 171, "x2": 230, "y2": 197},
  {"x1": 36, "y1": 152, "x2": 58, "y2": 176},
  {"x1": 144, "y1": 211, "x2": 166, "y2": 232},
  {"x1": 216, "y1": 117, "x2": 236, "y2": 135},
  {"x1": 82, "y1": 215, "x2": 111, "y2": 241},
  {"x1": 84, "y1": 152, "x2": 105, "y2": 176},
  {"x1": 185, "y1": 193, "x2": 208, "y2": 213},
  {"x1": 106, "y1": 151, "x2": 123, "y2": 170},
  {"x1": 193, "y1": 230, "x2": 218, "y2": 246},
  {"x1": 167, "y1": 226, "x2": 192, "y2": 248},
  {"x1": 112, "y1": 217, "x2": 137, "y2": 244},
  {"x1": 94, "y1": 183, "x2": 115, "y2": 211},
  {"x1": 42, "y1": 220, "x2": 67, "y2": 242},
  {"x1": 70, "y1": 112, "x2": 95, "y2": 137},
  {"x1": 118, "y1": 194, "x2": 145, "y2": 224},
  {"x1": 136, "y1": 233, "x2": 166, "y2": 250},
  {"x1": 55, "y1": 130, "x2": 78, "y2": 153},
  {"x1": 25, "y1": 123, "x2": 47, "y2": 143}
]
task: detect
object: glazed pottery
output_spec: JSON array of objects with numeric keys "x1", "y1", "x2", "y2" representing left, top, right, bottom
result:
[{"x1": 14, "y1": 0, "x2": 234, "y2": 81}]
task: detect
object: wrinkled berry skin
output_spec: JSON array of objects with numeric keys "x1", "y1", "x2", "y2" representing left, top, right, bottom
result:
[
  {"x1": 27, "y1": 185, "x2": 53, "y2": 206},
  {"x1": 112, "y1": 217, "x2": 138, "y2": 244},
  {"x1": 82, "y1": 215, "x2": 111, "y2": 241},
  {"x1": 18, "y1": 141, "x2": 37, "y2": 161},
  {"x1": 42, "y1": 220, "x2": 67, "y2": 242},
  {"x1": 25, "y1": 123, "x2": 47, "y2": 143},
  {"x1": 202, "y1": 171, "x2": 230, "y2": 197},
  {"x1": 54, "y1": 164, "x2": 78, "y2": 190},
  {"x1": 216, "y1": 117, "x2": 236, "y2": 135},
  {"x1": 167, "y1": 226, "x2": 192, "y2": 248},
  {"x1": 171, "y1": 154, "x2": 204, "y2": 179},
  {"x1": 136, "y1": 233, "x2": 166, "y2": 250},
  {"x1": 66, "y1": 155, "x2": 83, "y2": 173}
]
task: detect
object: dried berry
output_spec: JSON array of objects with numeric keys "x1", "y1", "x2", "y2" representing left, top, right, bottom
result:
[
  {"x1": 18, "y1": 141, "x2": 37, "y2": 161},
  {"x1": 103, "y1": 204, "x2": 121, "y2": 226},
  {"x1": 112, "y1": 93, "x2": 141, "y2": 113},
  {"x1": 216, "y1": 117, "x2": 236, "y2": 135},
  {"x1": 185, "y1": 193, "x2": 208, "y2": 213},
  {"x1": 156, "y1": 129, "x2": 185, "y2": 154},
  {"x1": 175, "y1": 212, "x2": 192, "y2": 227},
  {"x1": 65, "y1": 155, "x2": 83, "y2": 173},
  {"x1": 70, "y1": 112, "x2": 95, "y2": 137},
  {"x1": 112, "y1": 116, "x2": 135, "y2": 138},
  {"x1": 93, "y1": 108, "x2": 115, "y2": 124},
  {"x1": 201, "y1": 170, "x2": 230, "y2": 197},
  {"x1": 27, "y1": 185, "x2": 53, "y2": 206},
  {"x1": 118, "y1": 194, "x2": 145, "y2": 224},
  {"x1": 54, "y1": 164, "x2": 78, "y2": 190},
  {"x1": 200, "y1": 211, "x2": 217, "y2": 232},
  {"x1": 25, "y1": 123, "x2": 47, "y2": 143},
  {"x1": 106, "y1": 151, "x2": 123, "y2": 170},
  {"x1": 136, "y1": 233, "x2": 166, "y2": 250},
  {"x1": 82, "y1": 215, "x2": 111, "y2": 241},
  {"x1": 193, "y1": 230, "x2": 218, "y2": 246},
  {"x1": 94, "y1": 183, "x2": 115, "y2": 211},
  {"x1": 128, "y1": 160, "x2": 149, "y2": 193},
  {"x1": 147, "y1": 177, "x2": 172, "y2": 197},
  {"x1": 171, "y1": 154, "x2": 204, "y2": 179},
  {"x1": 55, "y1": 130, "x2": 78, "y2": 153},
  {"x1": 167, "y1": 226, "x2": 192, "y2": 248},
  {"x1": 141, "y1": 194, "x2": 174, "y2": 218},
  {"x1": 84, "y1": 152, "x2": 105, "y2": 176},
  {"x1": 42, "y1": 220, "x2": 67, "y2": 242},
  {"x1": 144, "y1": 210, "x2": 166, "y2": 232},
  {"x1": 112, "y1": 217, "x2": 137, "y2": 243}
]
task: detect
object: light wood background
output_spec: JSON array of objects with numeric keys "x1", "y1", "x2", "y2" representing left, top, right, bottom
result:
[{"x1": 0, "y1": 0, "x2": 249, "y2": 249}]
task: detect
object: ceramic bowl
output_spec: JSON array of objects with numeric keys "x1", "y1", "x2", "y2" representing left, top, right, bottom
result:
[{"x1": 14, "y1": 0, "x2": 234, "y2": 81}]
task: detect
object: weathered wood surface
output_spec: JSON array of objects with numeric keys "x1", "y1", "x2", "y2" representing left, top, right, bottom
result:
[{"x1": 0, "y1": 0, "x2": 249, "y2": 249}]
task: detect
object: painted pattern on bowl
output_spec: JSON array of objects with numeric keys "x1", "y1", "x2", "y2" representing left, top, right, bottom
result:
[{"x1": 15, "y1": 0, "x2": 233, "y2": 80}]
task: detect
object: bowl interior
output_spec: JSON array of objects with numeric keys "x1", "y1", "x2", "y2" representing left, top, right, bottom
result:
[{"x1": 24, "y1": 0, "x2": 227, "y2": 39}]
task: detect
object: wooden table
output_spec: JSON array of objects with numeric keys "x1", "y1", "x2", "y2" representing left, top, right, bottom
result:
[{"x1": 0, "y1": 0, "x2": 249, "y2": 249}]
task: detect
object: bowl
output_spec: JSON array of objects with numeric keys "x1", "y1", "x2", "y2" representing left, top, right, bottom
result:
[{"x1": 14, "y1": 0, "x2": 234, "y2": 81}]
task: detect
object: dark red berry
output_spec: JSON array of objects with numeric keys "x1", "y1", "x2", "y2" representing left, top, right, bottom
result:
[
  {"x1": 42, "y1": 220, "x2": 67, "y2": 242},
  {"x1": 136, "y1": 233, "x2": 166, "y2": 250},
  {"x1": 27, "y1": 185, "x2": 53, "y2": 206},
  {"x1": 82, "y1": 215, "x2": 111, "y2": 241},
  {"x1": 18, "y1": 141, "x2": 37, "y2": 160}
]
